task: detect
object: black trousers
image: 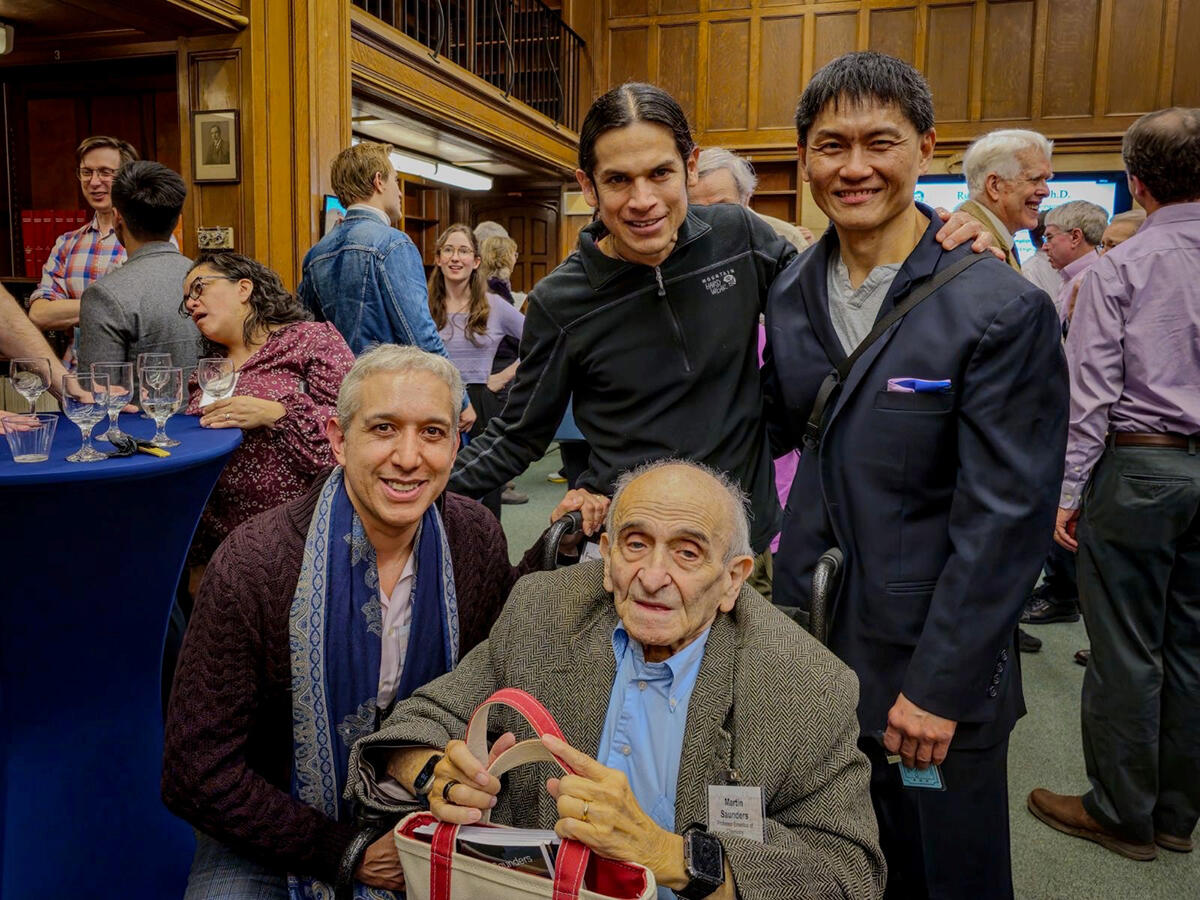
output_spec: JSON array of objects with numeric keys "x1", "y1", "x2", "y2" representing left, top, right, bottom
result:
[
  {"x1": 1039, "y1": 539, "x2": 1078, "y2": 600},
  {"x1": 465, "y1": 382, "x2": 503, "y2": 521},
  {"x1": 1077, "y1": 446, "x2": 1200, "y2": 843},
  {"x1": 861, "y1": 736, "x2": 1013, "y2": 900}
]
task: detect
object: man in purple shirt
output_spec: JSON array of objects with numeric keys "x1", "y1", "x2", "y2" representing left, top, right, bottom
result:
[
  {"x1": 1043, "y1": 200, "x2": 1106, "y2": 325},
  {"x1": 1028, "y1": 107, "x2": 1200, "y2": 861}
]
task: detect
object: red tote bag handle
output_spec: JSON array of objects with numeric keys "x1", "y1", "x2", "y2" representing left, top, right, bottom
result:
[{"x1": 429, "y1": 688, "x2": 593, "y2": 900}]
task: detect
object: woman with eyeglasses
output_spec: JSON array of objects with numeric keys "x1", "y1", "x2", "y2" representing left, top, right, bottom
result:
[
  {"x1": 180, "y1": 251, "x2": 354, "y2": 569},
  {"x1": 428, "y1": 224, "x2": 524, "y2": 520}
]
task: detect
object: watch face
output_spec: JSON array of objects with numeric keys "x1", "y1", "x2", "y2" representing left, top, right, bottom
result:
[{"x1": 686, "y1": 828, "x2": 724, "y2": 884}]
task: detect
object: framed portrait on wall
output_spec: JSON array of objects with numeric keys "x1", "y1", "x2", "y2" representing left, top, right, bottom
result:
[{"x1": 192, "y1": 109, "x2": 240, "y2": 183}]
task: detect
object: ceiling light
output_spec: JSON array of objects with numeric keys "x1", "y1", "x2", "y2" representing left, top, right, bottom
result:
[
  {"x1": 432, "y1": 163, "x2": 492, "y2": 192},
  {"x1": 390, "y1": 151, "x2": 437, "y2": 180}
]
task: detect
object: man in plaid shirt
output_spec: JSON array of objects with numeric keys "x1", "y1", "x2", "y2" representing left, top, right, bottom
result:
[{"x1": 28, "y1": 135, "x2": 139, "y2": 362}]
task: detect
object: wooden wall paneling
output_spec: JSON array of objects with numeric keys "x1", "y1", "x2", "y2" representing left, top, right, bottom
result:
[
  {"x1": 609, "y1": 26, "x2": 650, "y2": 86},
  {"x1": 1104, "y1": 0, "x2": 1164, "y2": 115},
  {"x1": 757, "y1": 16, "x2": 803, "y2": 130},
  {"x1": 660, "y1": 0, "x2": 701, "y2": 12},
  {"x1": 981, "y1": 1, "x2": 1034, "y2": 120},
  {"x1": 26, "y1": 99, "x2": 81, "y2": 208},
  {"x1": 812, "y1": 12, "x2": 858, "y2": 73},
  {"x1": 154, "y1": 90, "x2": 183, "y2": 175},
  {"x1": 868, "y1": 7, "x2": 918, "y2": 65},
  {"x1": 658, "y1": 24, "x2": 700, "y2": 126},
  {"x1": 925, "y1": 4, "x2": 973, "y2": 123},
  {"x1": 610, "y1": 0, "x2": 650, "y2": 20},
  {"x1": 1173, "y1": 0, "x2": 1200, "y2": 105},
  {"x1": 706, "y1": 19, "x2": 751, "y2": 132},
  {"x1": 1041, "y1": 0, "x2": 1100, "y2": 118},
  {"x1": 712, "y1": 0, "x2": 752, "y2": 9}
]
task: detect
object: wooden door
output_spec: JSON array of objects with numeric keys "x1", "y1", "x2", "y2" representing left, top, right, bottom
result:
[{"x1": 472, "y1": 200, "x2": 559, "y2": 294}]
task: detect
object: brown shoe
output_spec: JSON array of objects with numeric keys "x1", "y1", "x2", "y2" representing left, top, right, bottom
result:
[
  {"x1": 1027, "y1": 789, "x2": 1157, "y2": 861},
  {"x1": 1155, "y1": 832, "x2": 1194, "y2": 853}
]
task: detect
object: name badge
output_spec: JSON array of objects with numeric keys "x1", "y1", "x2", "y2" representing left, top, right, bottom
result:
[{"x1": 707, "y1": 785, "x2": 765, "y2": 843}]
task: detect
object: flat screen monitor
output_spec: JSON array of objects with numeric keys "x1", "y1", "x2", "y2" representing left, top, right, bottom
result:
[
  {"x1": 321, "y1": 194, "x2": 347, "y2": 236},
  {"x1": 915, "y1": 172, "x2": 1131, "y2": 262}
]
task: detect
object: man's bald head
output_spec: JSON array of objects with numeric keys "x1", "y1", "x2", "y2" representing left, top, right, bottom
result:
[{"x1": 606, "y1": 460, "x2": 751, "y2": 563}]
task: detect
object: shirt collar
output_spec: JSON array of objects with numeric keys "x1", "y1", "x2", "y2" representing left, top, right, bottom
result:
[
  {"x1": 1060, "y1": 248, "x2": 1099, "y2": 282},
  {"x1": 84, "y1": 213, "x2": 117, "y2": 237},
  {"x1": 968, "y1": 201, "x2": 1015, "y2": 250},
  {"x1": 611, "y1": 620, "x2": 712, "y2": 681},
  {"x1": 1142, "y1": 200, "x2": 1200, "y2": 230},
  {"x1": 346, "y1": 203, "x2": 390, "y2": 224}
]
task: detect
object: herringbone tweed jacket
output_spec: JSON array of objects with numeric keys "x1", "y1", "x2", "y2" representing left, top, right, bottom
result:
[{"x1": 349, "y1": 561, "x2": 886, "y2": 899}]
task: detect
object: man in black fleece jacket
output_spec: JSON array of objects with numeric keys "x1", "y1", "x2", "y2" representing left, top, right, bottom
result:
[{"x1": 451, "y1": 84, "x2": 796, "y2": 593}]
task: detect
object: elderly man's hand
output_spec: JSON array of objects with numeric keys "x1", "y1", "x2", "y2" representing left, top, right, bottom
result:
[
  {"x1": 354, "y1": 832, "x2": 405, "y2": 891},
  {"x1": 425, "y1": 733, "x2": 517, "y2": 825},
  {"x1": 932, "y1": 207, "x2": 1006, "y2": 259},
  {"x1": 884, "y1": 692, "x2": 956, "y2": 769},
  {"x1": 542, "y1": 734, "x2": 687, "y2": 888},
  {"x1": 1054, "y1": 506, "x2": 1080, "y2": 551}
]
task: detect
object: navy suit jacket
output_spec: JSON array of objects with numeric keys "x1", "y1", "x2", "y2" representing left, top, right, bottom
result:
[{"x1": 763, "y1": 207, "x2": 1068, "y2": 749}]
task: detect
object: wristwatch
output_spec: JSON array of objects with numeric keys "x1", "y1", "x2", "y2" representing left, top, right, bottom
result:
[
  {"x1": 412, "y1": 752, "x2": 443, "y2": 804},
  {"x1": 679, "y1": 823, "x2": 725, "y2": 899}
]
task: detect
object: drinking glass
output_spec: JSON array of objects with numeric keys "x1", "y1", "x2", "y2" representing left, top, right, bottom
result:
[
  {"x1": 9, "y1": 358, "x2": 52, "y2": 413},
  {"x1": 2, "y1": 413, "x2": 58, "y2": 463},
  {"x1": 90, "y1": 361, "x2": 134, "y2": 443},
  {"x1": 137, "y1": 352, "x2": 173, "y2": 418},
  {"x1": 140, "y1": 366, "x2": 183, "y2": 448},
  {"x1": 61, "y1": 372, "x2": 110, "y2": 463},
  {"x1": 197, "y1": 357, "x2": 236, "y2": 402}
]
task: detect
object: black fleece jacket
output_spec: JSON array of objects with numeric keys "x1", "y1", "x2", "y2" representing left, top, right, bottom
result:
[{"x1": 449, "y1": 203, "x2": 797, "y2": 552}]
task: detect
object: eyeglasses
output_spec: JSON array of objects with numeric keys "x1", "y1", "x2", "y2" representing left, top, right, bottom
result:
[
  {"x1": 77, "y1": 167, "x2": 118, "y2": 182},
  {"x1": 182, "y1": 275, "x2": 238, "y2": 306},
  {"x1": 438, "y1": 246, "x2": 477, "y2": 259}
]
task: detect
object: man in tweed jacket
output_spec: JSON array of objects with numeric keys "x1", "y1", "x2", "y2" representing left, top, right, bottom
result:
[{"x1": 349, "y1": 461, "x2": 885, "y2": 899}]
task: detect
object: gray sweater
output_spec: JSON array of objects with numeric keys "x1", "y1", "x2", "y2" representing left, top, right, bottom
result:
[{"x1": 77, "y1": 242, "x2": 200, "y2": 374}]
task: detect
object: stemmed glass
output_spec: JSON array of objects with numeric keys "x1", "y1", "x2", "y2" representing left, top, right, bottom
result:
[
  {"x1": 90, "y1": 361, "x2": 134, "y2": 443},
  {"x1": 61, "y1": 372, "x2": 110, "y2": 463},
  {"x1": 197, "y1": 357, "x2": 236, "y2": 403},
  {"x1": 9, "y1": 358, "x2": 52, "y2": 412},
  {"x1": 137, "y1": 352, "x2": 172, "y2": 418},
  {"x1": 140, "y1": 366, "x2": 183, "y2": 448}
]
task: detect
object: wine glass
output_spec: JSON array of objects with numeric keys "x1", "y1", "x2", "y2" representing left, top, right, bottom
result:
[
  {"x1": 136, "y1": 352, "x2": 173, "y2": 418},
  {"x1": 61, "y1": 372, "x2": 110, "y2": 463},
  {"x1": 140, "y1": 366, "x2": 183, "y2": 448},
  {"x1": 9, "y1": 358, "x2": 52, "y2": 413},
  {"x1": 197, "y1": 357, "x2": 236, "y2": 403},
  {"x1": 90, "y1": 361, "x2": 134, "y2": 443}
]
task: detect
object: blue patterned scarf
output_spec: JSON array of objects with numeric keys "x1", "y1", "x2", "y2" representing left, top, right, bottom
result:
[{"x1": 288, "y1": 467, "x2": 459, "y2": 899}]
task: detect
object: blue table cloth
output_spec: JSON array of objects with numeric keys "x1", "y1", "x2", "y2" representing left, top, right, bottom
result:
[{"x1": 0, "y1": 412, "x2": 240, "y2": 898}]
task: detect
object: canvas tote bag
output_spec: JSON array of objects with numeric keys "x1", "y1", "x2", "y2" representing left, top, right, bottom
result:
[{"x1": 394, "y1": 688, "x2": 657, "y2": 900}]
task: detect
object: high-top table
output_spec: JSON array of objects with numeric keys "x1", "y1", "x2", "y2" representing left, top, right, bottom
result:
[{"x1": 0, "y1": 411, "x2": 239, "y2": 898}]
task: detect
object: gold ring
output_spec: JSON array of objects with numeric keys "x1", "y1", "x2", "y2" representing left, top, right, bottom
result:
[{"x1": 581, "y1": 800, "x2": 590, "y2": 822}]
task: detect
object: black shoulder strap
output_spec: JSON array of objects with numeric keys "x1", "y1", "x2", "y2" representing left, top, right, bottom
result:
[{"x1": 802, "y1": 252, "x2": 988, "y2": 449}]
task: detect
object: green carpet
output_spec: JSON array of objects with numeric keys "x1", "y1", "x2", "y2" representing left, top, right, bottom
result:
[{"x1": 498, "y1": 454, "x2": 1199, "y2": 897}]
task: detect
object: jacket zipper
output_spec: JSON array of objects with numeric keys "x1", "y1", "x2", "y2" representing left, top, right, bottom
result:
[{"x1": 656, "y1": 264, "x2": 693, "y2": 374}]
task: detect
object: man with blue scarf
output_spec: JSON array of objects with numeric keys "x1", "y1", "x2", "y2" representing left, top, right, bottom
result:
[{"x1": 163, "y1": 345, "x2": 599, "y2": 899}]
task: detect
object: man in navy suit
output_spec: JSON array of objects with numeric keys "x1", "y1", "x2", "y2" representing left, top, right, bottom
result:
[{"x1": 763, "y1": 52, "x2": 1068, "y2": 898}]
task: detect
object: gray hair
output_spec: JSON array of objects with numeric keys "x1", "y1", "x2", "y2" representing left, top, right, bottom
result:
[
  {"x1": 336, "y1": 344, "x2": 464, "y2": 431},
  {"x1": 605, "y1": 459, "x2": 753, "y2": 563},
  {"x1": 1110, "y1": 208, "x2": 1147, "y2": 228},
  {"x1": 1046, "y1": 200, "x2": 1109, "y2": 246},
  {"x1": 963, "y1": 129, "x2": 1054, "y2": 198},
  {"x1": 696, "y1": 147, "x2": 757, "y2": 205},
  {"x1": 473, "y1": 220, "x2": 509, "y2": 244}
]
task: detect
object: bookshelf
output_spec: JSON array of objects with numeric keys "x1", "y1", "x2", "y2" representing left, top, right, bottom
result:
[{"x1": 399, "y1": 176, "x2": 447, "y2": 271}]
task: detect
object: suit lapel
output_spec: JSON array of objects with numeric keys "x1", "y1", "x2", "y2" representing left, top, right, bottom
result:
[
  {"x1": 674, "y1": 610, "x2": 737, "y2": 831},
  {"x1": 798, "y1": 235, "x2": 845, "y2": 368},
  {"x1": 547, "y1": 601, "x2": 619, "y2": 758}
]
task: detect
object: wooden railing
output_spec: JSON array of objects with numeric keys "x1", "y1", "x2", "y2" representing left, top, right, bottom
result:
[{"x1": 353, "y1": 0, "x2": 584, "y2": 130}]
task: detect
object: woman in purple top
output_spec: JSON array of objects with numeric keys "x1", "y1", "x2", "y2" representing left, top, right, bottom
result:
[
  {"x1": 428, "y1": 224, "x2": 524, "y2": 519},
  {"x1": 180, "y1": 252, "x2": 354, "y2": 569}
]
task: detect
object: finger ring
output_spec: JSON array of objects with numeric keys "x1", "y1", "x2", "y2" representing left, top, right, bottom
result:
[
  {"x1": 442, "y1": 779, "x2": 459, "y2": 803},
  {"x1": 580, "y1": 800, "x2": 590, "y2": 822},
  {"x1": 224, "y1": 413, "x2": 231, "y2": 421}
]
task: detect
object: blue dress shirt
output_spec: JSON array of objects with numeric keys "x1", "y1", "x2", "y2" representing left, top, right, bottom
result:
[{"x1": 597, "y1": 623, "x2": 711, "y2": 900}]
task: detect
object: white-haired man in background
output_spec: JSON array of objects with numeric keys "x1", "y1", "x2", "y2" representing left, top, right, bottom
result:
[
  {"x1": 959, "y1": 129, "x2": 1055, "y2": 271},
  {"x1": 1043, "y1": 200, "x2": 1108, "y2": 325},
  {"x1": 691, "y1": 147, "x2": 814, "y2": 251}
]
